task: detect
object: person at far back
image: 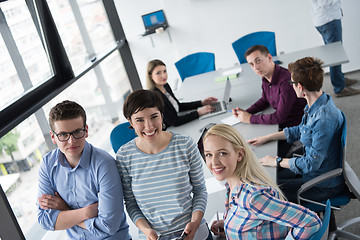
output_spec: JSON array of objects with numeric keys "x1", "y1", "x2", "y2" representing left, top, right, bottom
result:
[
  {"x1": 310, "y1": 0, "x2": 360, "y2": 97},
  {"x1": 147, "y1": 59, "x2": 218, "y2": 129},
  {"x1": 232, "y1": 45, "x2": 306, "y2": 129}
]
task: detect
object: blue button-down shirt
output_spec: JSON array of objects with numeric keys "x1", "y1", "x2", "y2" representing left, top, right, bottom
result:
[
  {"x1": 284, "y1": 93, "x2": 344, "y2": 187},
  {"x1": 37, "y1": 141, "x2": 131, "y2": 239}
]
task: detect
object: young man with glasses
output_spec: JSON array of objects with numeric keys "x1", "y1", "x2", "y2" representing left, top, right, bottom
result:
[
  {"x1": 37, "y1": 100, "x2": 131, "y2": 239},
  {"x1": 232, "y1": 45, "x2": 306, "y2": 130}
]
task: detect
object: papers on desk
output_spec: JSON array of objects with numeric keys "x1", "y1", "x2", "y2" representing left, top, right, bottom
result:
[
  {"x1": 221, "y1": 115, "x2": 240, "y2": 126},
  {"x1": 222, "y1": 67, "x2": 243, "y2": 76},
  {"x1": 215, "y1": 67, "x2": 243, "y2": 82}
]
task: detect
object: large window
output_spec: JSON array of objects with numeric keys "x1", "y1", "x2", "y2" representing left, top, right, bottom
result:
[
  {"x1": 0, "y1": 0, "x2": 52, "y2": 110},
  {"x1": 0, "y1": 0, "x2": 140, "y2": 239}
]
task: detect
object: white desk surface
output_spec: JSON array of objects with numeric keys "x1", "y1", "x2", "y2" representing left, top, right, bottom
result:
[{"x1": 273, "y1": 41, "x2": 349, "y2": 68}]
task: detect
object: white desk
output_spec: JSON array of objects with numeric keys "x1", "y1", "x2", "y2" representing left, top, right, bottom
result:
[{"x1": 273, "y1": 41, "x2": 349, "y2": 68}]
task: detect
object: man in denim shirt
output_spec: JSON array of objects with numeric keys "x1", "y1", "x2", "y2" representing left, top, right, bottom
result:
[{"x1": 247, "y1": 57, "x2": 345, "y2": 203}]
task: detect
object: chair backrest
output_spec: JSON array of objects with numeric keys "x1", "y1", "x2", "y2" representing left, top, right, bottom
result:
[
  {"x1": 232, "y1": 31, "x2": 276, "y2": 64},
  {"x1": 175, "y1": 52, "x2": 215, "y2": 81},
  {"x1": 309, "y1": 199, "x2": 331, "y2": 240},
  {"x1": 110, "y1": 122, "x2": 137, "y2": 153},
  {"x1": 340, "y1": 111, "x2": 347, "y2": 156},
  {"x1": 343, "y1": 161, "x2": 360, "y2": 200}
]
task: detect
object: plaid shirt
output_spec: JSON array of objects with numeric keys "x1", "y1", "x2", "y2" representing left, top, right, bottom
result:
[{"x1": 224, "y1": 182, "x2": 321, "y2": 239}]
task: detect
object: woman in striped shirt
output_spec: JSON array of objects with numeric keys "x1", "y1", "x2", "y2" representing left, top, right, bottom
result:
[
  {"x1": 203, "y1": 124, "x2": 321, "y2": 239},
  {"x1": 117, "y1": 89, "x2": 212, "y2": 240}
]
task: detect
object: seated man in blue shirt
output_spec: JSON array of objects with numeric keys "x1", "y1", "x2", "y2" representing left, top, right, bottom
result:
[
  {"x1": 37, "y1": 100, "x2": 131, "y2": 239},
  {"x1": 247, "y1": 57, "x2": 346, "y2": 203}
]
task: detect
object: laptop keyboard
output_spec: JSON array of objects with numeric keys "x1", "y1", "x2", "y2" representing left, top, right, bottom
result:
[{"x1": 211, "y1": 102, "x2": 223, "y2": 113}]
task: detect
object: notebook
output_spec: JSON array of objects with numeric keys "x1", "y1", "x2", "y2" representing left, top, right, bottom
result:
[{"x1": 199, "y1": 78, "x2": 231, "y2": 120}]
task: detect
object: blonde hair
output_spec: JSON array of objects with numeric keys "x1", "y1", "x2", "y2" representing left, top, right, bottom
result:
[
  {"x1": 204, "y1": 124, "x2": 285, "y2": 200},
  {"x1": 146, "y1": 59, "x2": 166, "y2": 90}
]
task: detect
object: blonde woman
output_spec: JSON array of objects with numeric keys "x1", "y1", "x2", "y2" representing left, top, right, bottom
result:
[{"x1": 203, "y1": 124, "x2": 321, "y2": 239}]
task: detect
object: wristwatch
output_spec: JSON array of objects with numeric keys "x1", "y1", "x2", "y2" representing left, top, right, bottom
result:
[{"x1": 276, "y1": 156, "x2": 283, "y2": 168}]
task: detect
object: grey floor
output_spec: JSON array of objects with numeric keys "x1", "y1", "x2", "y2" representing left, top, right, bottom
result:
[{"x1": 321, "y1": 70, "x2": 360, "y2": 238}]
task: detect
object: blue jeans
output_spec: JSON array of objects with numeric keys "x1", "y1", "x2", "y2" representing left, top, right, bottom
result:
[
  {"x1": 316, "y1": 19, "x2": 345, "y2": 93},
  {"x1": 277, "y1": 168, "x2": 346, "y2": 203}
]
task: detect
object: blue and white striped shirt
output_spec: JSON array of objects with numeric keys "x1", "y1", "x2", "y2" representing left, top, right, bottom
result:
[{"x1": 116, "y1": 133, "x2": 207, "y2": 235}]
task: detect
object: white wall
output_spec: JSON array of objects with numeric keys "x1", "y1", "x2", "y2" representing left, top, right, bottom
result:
[{"x1": 115, "y1": 0, "x2": 360, "y2": 89}]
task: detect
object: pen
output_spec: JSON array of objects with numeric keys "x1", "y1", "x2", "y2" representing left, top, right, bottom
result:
[
  {"x1": 216, "y1": 211, "x2": 220, "y2": 233},
  {"x1": 228, "y1": 109, "x2": 238, "y2": 113}
]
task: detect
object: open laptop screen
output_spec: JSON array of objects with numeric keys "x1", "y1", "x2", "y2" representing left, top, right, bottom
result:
[
  {"x1": 141, "y1": 10, "x2": 168, "y2": 30},
  {"x1": 197, "y1": 123, "x2": 216, "y2": 161},
  {"x1": 0, "y1": 185, "x2": 25, "y2": 239}
]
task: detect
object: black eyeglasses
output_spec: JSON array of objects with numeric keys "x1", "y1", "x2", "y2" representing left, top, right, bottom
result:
[
  {"x1": 52, "y1": 128, "x2": 86, "y2": 142},
  {"x1": 288, "y1": 80, "x2": 298, "y2": 86}
]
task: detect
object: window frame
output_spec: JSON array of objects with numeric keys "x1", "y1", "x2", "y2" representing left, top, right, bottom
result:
[{"x1": 0, "y1": 0, "x2": 141, "y2": 138}]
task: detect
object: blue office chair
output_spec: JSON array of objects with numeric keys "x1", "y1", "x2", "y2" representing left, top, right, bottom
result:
[
  {"x1": 232, "y1": 31, "x2": 277, "y2": 64},
  {"x1": 175, "y1": 52, "x2": 215, "y2": 81},
  {"x1": 297, "y1": 112, "x2": 360, "y2": 240},
  {"x1": 110, "y1": 122, "x2": 137, "y2": 153},
  {"x1": 309, "y1": 200, "x2": 331, "y2": 240}
]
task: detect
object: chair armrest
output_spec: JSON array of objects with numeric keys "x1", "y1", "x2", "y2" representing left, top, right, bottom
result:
[{"x1": 297, "y1": 168, "x2": 343, "y2": 204}]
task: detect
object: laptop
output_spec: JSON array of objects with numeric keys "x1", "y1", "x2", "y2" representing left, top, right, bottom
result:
[
  {"x1": 0, "y1": 185, "x2": 25, "y2": 240},
  {"x1": 199, "y1": 78, "x2": 232, "y2": 120},
  {"x1": 141, "y1": 10, "x2": 168, "y2": 36}
]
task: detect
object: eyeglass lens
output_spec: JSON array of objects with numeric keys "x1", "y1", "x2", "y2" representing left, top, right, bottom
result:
[{"x1": 56, "y1": 129, "x2": 85, "y2": 141}]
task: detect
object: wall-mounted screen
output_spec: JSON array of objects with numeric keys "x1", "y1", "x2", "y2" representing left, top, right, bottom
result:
[{"x1": 141, "y1": 10, "x2": 168, "y2": 35}]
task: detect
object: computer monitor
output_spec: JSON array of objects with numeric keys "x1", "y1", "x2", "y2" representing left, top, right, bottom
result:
[
  {"x1": 141, "y1": 9, "x2": 168, "y2": 35},
  {"x1": 0, "y1": 184, "x2": 25, "y2": 240}
]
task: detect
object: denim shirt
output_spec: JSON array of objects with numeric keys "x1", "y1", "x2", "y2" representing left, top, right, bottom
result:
[{"x1": 284, "y1": 93, "x2": 344, "y2": 187}]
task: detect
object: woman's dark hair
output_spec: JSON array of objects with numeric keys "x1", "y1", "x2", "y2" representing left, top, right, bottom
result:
[
  {"x1": 288, "y1": 57, "x2": 324, "y2": 92},
  {"x1": 123, "y1": 89, "x2": 165, "y2": 120}
]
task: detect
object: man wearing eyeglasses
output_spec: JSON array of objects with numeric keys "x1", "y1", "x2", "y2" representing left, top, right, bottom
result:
[
  {"x1": 37, "y1": 100, "x2": 131, "y2": 239},
  {"x1": 232, "y1": 45, "x2": 306, "y2": 130}
]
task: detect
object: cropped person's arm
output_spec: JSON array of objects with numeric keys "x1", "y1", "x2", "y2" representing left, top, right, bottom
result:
[
  {"x1": 246, "y1": 86, "x2": 270, "y2": 114},
  {"x1": 82, "y1": 157, "x2": 124, "y2": 237},
  {"x1": 54, "y1": 203, "x2": 98, "y2": 230},
  {"x1": 37, "y1": 158, "x2": 62, "y2": 231},
  {"x1": 249, "y1": 81, "x2": 298, "y2": 125},
  {"x1": 247, "y1": 131, "x2": 286, "y2": 146},
  {"x1": 288, "y1": 117, "x2": 338, "y2": 175},
  {"x1": 38, "y1": 191, "x2": 97, "y2": 230},
  {"x1": 316, "y1": 0, "x2": 336, "y2": 8},
  {"x1": 250, "y1": 190, "x2": 321, "y2": 239},
  {"x1": 116, "y1": 151, "x2": 147, "y2": 225},
  {"x1": 187, "y1": 138, "x2": 207, "y2": 214},
  {"x1": 185, "y1": 138, "x2": 207, "y2": 238},
  {"x1": 166, "y1": 109, "x2": 200, "y2": 127},
  {"x1": 135, "y1": 218, "x2": 158, "y2": 240}
]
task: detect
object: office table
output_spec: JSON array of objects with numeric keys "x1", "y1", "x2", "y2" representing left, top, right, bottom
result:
[
  {"x1": 273, "y1": 41, "x2": 349, "y2": 68},
  {"x1": 168, "y1": 42, "x2": 349, "y2": 223},
  {"x1": 175, "y1": 42, "x2": 349, "y2": 97}
]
